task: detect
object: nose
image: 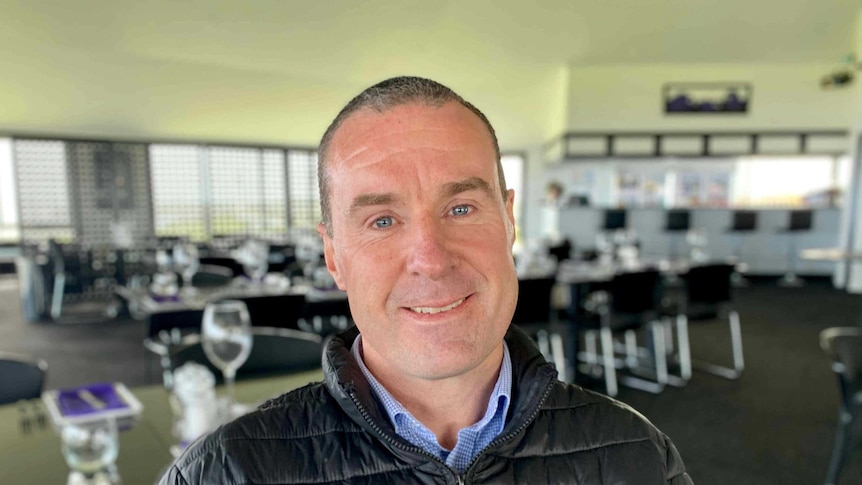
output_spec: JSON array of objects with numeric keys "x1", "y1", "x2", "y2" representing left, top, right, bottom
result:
[{"x1": 405, "y1": 216, "x2": 456, "y2": 279}]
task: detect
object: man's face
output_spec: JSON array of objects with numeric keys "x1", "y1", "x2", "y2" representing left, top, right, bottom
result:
[{"x1": 318, "y1": 101, "x2": 517, "y2": 382}]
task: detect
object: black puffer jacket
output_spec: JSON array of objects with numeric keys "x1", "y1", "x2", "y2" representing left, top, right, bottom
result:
[{"x1": 161, "y1": 326, "x2": 693, "y2": 484}]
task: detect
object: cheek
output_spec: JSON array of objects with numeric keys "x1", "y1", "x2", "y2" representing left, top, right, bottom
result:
[{"x1": 336, "y1": 241, "x2": 399, "y2": 295}]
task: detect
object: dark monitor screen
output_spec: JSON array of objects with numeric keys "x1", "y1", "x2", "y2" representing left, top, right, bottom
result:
[
  {"x1": 788, "y1": 210, "x2": 813, "y2": 231},
  {"x1": 732, "y1": 211, "x2": 757, "y2": 231},
  {"x1": 666, "y1": 210, "x2": 690, "y2": 231},
  {"x1": 603, "y1": 209, "x2": 627, "y2": 230}
]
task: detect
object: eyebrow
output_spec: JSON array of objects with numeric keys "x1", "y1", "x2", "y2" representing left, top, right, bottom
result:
[
  {"x1": 348, "y1": 192, "x2": 399, "y2": 215},
  {"x1": 442, "y1": 176, "x2": 495, "y2": 199},
  {"x1": 347, "y1": 176, "x2": 495, "y2": 215}
]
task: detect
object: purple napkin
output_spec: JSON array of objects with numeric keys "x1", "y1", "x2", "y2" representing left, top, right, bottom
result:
[
  {"x1": 151, "y1": 294, "x2": 181, "y2": 303},
  {"x1": 56, "y1": 383, "x2": 128, "y2": 417}
]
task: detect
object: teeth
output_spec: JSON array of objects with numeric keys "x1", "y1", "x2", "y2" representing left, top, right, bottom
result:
[{"x1": 410, "y1": 298, "x2": 464, "y2": 315}]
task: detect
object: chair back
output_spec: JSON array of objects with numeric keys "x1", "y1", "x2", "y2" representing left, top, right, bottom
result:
[
  {"x1": 147, "y1": 309, "x2": 205, "y2": 339},
  {"x1": 190, "y1": 264, "x2": 233, "y2": 288},
  {"x1": 820, "y1": 327, "x2": 862, "y2": 404},
  {"x1": 609, "y1": 269, "x2": 662, "y2": 315},
  {"x1": 168, "y1": 327, "x2": 323, "y2": 381},
  {"x1": 198, "y1": 257, "x2": 243, "y2": 277},
  {"x1": 682, "y1": 264, "x2": 734, "y2": 305},
  {"x1": 666, "y1": 210, "x2": 691, "y2": 232},
  {"x1": 731, "y1": 210, "x2": 757, "y2": 231},
  {"x1": 547, "y1": 239, "x2": 573, "y2": 263},
  {"x1": 0, "y1": 353, "x2": 48, "y2": 405},
  {"x1": 603, "y1": 209, "x2": 627, "y2": 231},
  {"x1": 238, "y1": 293, "x2": 307, "y2": 330},
  {"x1": 303, "y1": 296, "x2": 352, "y2": 334},
  {"x1": 788, "y1": 210, "x2": 813, "y2": 232},
  {"x1": 512, "y1": 277, "x2": 556, "y2": 325}
]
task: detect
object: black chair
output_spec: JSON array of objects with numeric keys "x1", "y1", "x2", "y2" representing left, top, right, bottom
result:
[
  {"x1": 147, "y1": 309, "x2": 205, "y2": 339},
  {"x1": 238, "y1": 294, "x2": 308, "y2": 330},
  {"x1": 301, "y1": 295, "x2": 352, "y2": 335},
  {"x1": 727, "y1": 210, "x2": 758, "y2": 285},
  {"x1": 819, "y1": 327, "x2": 862, "y2": 485},
  {"x1": 547, "y1": 239, "x2": 573, "y2": 264},
  {"x1": 665, "y1": 210, "x2": 691, "y2": 259},
  {"x1": 163, "y1": 327, "x2": 323, "y2": 387},
  {"x1": 676, "y1": 263, "x2": 743, "y2": 380},
  {"x1": 580, "y1": 269, "x2": 670, "y2": 396},
  {"x1": 198, "y1": 257, "x2": 244, "y2": 278},
  {"x1": 47, "y1": 241, "x2": 120, "y2": 323},
  {"x1": 0, "y1": 352, "x2": 48, "y2": 405},
  {"x1": 267, "y1": 244, "x2": 296, "y2": 273},
  {"x1": 779, "y1": 210, "x2": 813, "y2": 286},
  {"x1": 727, "y1": 210, "x2": 757, "y2": 262},
  {"x1": 512, "y1": 277, "x2": 568, "y2": 382},
  {"x1": 144, "y1": 309, "x2": 205, "y2": 384},
  {"x1": 603, "y1": 209, "x2": 627, "y2": 231},
  {"x1": 730, "y1": 210, "x2": 757, "y2": 233},
  {"x1": 189, "y1": 264, "x2": 234, "y2": 288}
]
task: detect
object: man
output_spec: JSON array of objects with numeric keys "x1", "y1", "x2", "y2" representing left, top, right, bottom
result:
[{"x1": 161, "y1": 76, "x2": 692, "y2": 484}]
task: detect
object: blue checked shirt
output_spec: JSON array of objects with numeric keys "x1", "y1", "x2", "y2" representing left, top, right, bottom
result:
[{"x1": 352, "y1": 335, "x2": 512, "y2": 473}]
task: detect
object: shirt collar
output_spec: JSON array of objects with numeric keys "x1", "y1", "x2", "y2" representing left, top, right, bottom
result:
[{"x1": 351, "y1": 334, "x2": 512, "y2": 441}]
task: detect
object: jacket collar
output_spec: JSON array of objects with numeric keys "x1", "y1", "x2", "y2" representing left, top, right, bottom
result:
[{"x1": 322, "y1": 325, "x2": 558, "y2": 446}]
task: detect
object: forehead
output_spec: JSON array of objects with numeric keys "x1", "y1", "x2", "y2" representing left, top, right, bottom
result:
[{"x1": 326, "y1": 101, "x2": 498, "y2": 181}]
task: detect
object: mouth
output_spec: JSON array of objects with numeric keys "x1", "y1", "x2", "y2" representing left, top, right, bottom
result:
[{"x1": 408, "y1": 297, "x2": 465, "y2": 315}]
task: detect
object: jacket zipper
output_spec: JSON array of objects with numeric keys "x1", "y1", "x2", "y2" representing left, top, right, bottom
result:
[
  {"x1": 347, "y1": 390, "x2": 463, "y2": 484},
  {"x1": 347, "y1": 365, "x2": 556, "y2": 485},
  {"x1": 459, "y1": 370, "x2": 556, "y2": 483}
]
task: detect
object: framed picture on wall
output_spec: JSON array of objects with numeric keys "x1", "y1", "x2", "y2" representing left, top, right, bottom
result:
[{"x1": 663, "y1": 82, "x2": 751, "y2": 114}]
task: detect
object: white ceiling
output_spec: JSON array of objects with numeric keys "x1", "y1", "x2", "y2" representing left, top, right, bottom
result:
[
  {"x1": 6, "y1": 0, "x2": 859, "y2": 79},
  {"x1": 0, "y1": 0, "x2": 859, "y2": 146}
]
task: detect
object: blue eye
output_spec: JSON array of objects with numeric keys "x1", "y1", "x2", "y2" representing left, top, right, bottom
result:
[
  {"x1": 452, "y1": 205, "x2": 471, "y2": 216},
  {"x1": 375, "y1": 216, "x2": 394, "y2": 228}
]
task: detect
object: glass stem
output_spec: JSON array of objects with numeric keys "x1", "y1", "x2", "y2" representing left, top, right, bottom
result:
[{"x1": 224, "y1": 369, "x2": 237, "y2": 405}]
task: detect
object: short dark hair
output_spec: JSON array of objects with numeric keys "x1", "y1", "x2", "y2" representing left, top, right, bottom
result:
[{"x1": 317, "y1": 76, "x2": 504, "y2": 236}]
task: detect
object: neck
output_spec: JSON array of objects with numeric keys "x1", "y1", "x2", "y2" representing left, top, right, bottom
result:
[{"x1": 365, "y1": 344, "x2": 504, "y2": 450}]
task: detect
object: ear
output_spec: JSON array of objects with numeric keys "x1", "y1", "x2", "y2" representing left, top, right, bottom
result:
[
  {"x1": 505, "y1": 188, "x2": 516, "y2": 247},
  {"x1": 318, "y1": 222, "x2": 347, "y2": 290}
]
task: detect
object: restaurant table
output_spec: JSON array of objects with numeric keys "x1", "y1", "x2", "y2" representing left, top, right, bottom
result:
[
  {"x1": 800, "y1": 247, "x2": 862, "y2": 327},
  {"x1": 0, "y1": 368, "x2": 324, "y2": 484},
  {"x1": 117, "y1": 280, "x2": 346, "y2": 318}
]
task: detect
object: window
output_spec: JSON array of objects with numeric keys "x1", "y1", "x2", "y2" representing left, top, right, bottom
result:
[
  {"x1": 0, "y1": 138, "x2": 18, "y2": 242},
  {"x1": 501, "y1": 153, "x2": 525, "y2": 242},
  {"x1": 557, "y1": 155, "x2": 850, "y2": 209},
  {"x1": 151, "y1": 145, "x2": 295, "y2": 241},
  {"x1": 287, "y1": 150, "x2": 321, "y2": 230},
  {"x1": 150, "y1": 144, "x2": 206, "y2": 240},
  {"x1": 13, "y1": 139, "x2": 74, "y2": 242},
  {"x1": 732, "y1": 156, "x2": 849, "y2": 207}
]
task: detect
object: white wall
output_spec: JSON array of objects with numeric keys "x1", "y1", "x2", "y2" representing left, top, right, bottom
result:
[{"x1": 564, "y1": 63, "x2": 856, "y2": 132}]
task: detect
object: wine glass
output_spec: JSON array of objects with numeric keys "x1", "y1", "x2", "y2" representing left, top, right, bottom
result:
[
  {"x1": 240, "y1": 240, "x2": 269, "y2": 283},
  {"x1": 172, "y1": 243, "x2": 200, "y2": 291},
  {"x1": 201, "y1": 300, "x2": 253, "y2": 407},
  {"x1": 61, "y1": 418, "x2": 120, "y2": 484}
]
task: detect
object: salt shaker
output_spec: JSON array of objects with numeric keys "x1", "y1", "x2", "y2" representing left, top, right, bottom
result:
[{"x1": 170, "y1": 362, "x2": 218, "y2": 448}]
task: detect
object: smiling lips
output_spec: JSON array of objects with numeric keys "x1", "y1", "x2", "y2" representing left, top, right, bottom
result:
[{"x1": 409, "y1": 298, "x2": 465, "y2": 315}]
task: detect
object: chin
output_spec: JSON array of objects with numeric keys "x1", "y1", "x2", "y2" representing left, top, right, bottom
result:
[{"x1": 406, "y1": 347, "x2": 486, "y2": 380}]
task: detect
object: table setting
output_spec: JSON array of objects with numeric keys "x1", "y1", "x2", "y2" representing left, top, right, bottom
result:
[{"x1": 1, "y1": 293, "x2": 328, "y2": 484}]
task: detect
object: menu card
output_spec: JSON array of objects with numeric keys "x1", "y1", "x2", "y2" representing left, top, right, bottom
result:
[{"x1": 42, "y1": 382, "x2": 143, "y2": 430}]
